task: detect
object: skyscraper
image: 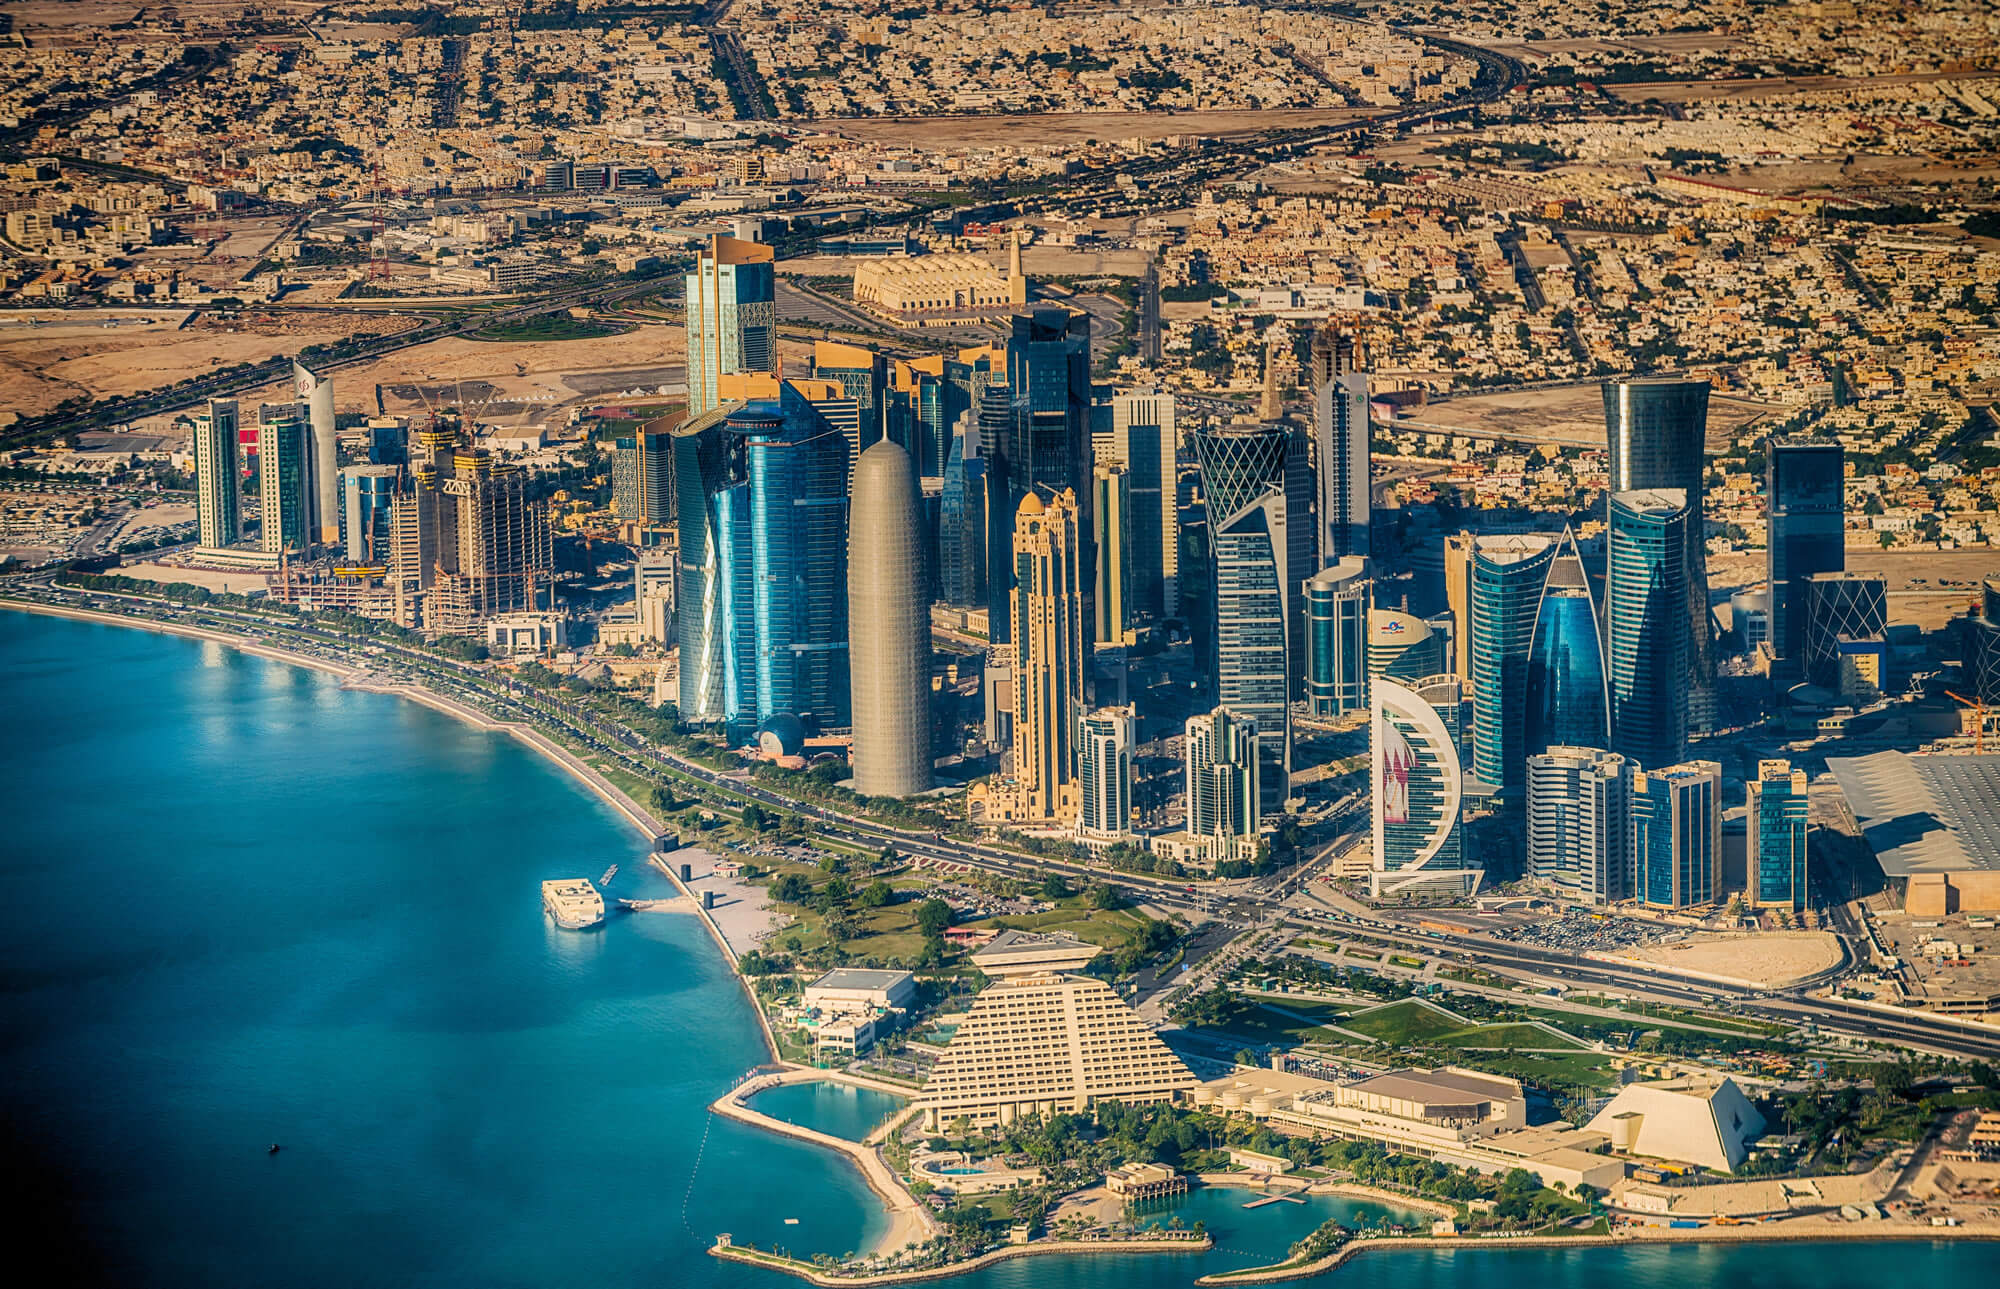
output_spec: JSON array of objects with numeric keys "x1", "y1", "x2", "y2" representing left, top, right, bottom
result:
[
  {"x1": 341, "y1": 464, "x2": 400, "y2": 564},
  {"x1": 1632, "y1": 760, "x2": 1721, "y2": 909},
  {"x1": 1443, "y1": 531, "x2": 1475, "y2": 686},
  {"x1": 1607, "y1": 490, "x2": 1693, "y2": 770},
  {"x1": 1470, "y1": 534, "x2": 1555, "y2": 796},
  {"x1": 1092, "y1": 464, "x2": 1131, "y2": 643},
  {"x1": 1803, "y1": 572, "x2": 1888, "y2": 693},
  {"x1": 1604, "y1": 377, "x2": 1714, "y2": 729},
  {"x1": 938, "y1": 412, "x2": 987, "y2": 610},
  {"x1": 849, "y1": 439, "x2": 932, "y2": 799},
  {"x1": 611, "y1": 423, "x2": 676, "y2": 527},
  {"x1": 1368, "y1": 610, "x2": 1446, "y2": 684},
  {"x1": 1526, "y1": 530, "x2": 1608, "y2": 756},
  {"x1": 686, "y1": 235, "x2": 776, "y2": 416},
  {"x1": 258, "y1": 402, "x2": 311, "y2": 555},
  {"x1": 1747, "y1": 758, "x2": 1809, "y2": 912},
  {"x1": 293, "y1": 360, "x2": 339, "y2": 545},
  {"x1": 387, "y1": 417, "x2": 554, "y2": 632},
  {"x1": 978, "y1": 382, "x2": 1017, "y2": 641},
  {"x1": 1196, "y1": 419, "x2": 1313, "y2": 692},
  {"x1": 1077, "y1": 707, "x2": 1133, "y2": 840},
  {"x1": 1304, "y1": 556, "x2": 1370, "y2": 718},
  {"x1": 1110, "y1": 390, "x2": 1178, "y2": 619},
  {"x1": 1185, "y1": 706, "x2": 1261, "y2": 842},
  {"x1": 997, "y1": 309, "x2": 1094, "y2": 647},
  {"x1": 1311, "y1": 321, "x2": 1370, "y2": 563},
  {"x1": 1526, "y1": 747, "x2": 1631, "y2": 905},
  {"x1": 193, "y1": 398, "x2": 239, "y2": 549},
  {"x1": 673, "y1": 408, "x2": 739, "y2": 725},
  {"x1": 1765, "y1": 438, "x2": 1845, "y2": 679},
  {"x1": 1207, "y1": 484, "x2": 1292, "y2": 812},
  {"x1": 814, "y1": 340, "x2": 887, "y2": 459},
  {"x1": 1371, "y1": 675, "x2": 1469, "y2": 896},
  {"x1": 1970, "y1": 577, "x2": 2000, "y2": 707}
]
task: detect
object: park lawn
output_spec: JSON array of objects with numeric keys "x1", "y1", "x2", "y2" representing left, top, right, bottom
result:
[
  {"x1": 1341, "y1": 999, "x2": 1471, "y2": 1045},
  {"x1": 471, "y1": 315, "x2": 624, "y2": 342},
  {"x1": 1444, "y1": 1022, "x2": 1587, "y2": 1050},
  {"x1": 1456, "y1": 1050, "x2": 1619, "y2": 1090},
  {"x1": 1189, "y1": 1003, "x2": 1348, "y2": 1049},
  {"x1": 973, "y1": 904, "x2": 1150, "y2": 953}
]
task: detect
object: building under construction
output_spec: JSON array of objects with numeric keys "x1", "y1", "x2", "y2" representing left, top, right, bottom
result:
[{"x1": 387, "y1": 417, "x2": 553, "y2": 633}]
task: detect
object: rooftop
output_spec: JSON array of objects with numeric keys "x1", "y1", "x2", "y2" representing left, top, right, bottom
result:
[
  {"x1": 968, "y1": 929, "x2": 1102, "y2": 977},
  {"x1": 1347, "y1": 1067, "x2": 1522, "y2": 1106},
  {"x1": 1828, "y1": 752, "x2": 2000, "y2": 877},
  {"x1": 808, "y1": 968, "x2": 915, "y2": 992}
]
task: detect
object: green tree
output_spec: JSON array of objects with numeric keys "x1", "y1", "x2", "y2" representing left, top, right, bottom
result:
[
  {"x1": 1089, "y1": 884, "x2": 1120, "y2": 910},
  {"x1": 916, "y1": 898, "x2": 952, "y2": 937},
  {"x1": 1041, "y1": 873, "x2": 1070, "y2": 899},
  {"x1": 859, "y1": 879, "x2": 893, "y2": 908}
]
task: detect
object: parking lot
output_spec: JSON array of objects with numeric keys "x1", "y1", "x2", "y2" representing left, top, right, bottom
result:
[{"x1": 1492, "y1": 907, "x2": 1653, "y2": 953}]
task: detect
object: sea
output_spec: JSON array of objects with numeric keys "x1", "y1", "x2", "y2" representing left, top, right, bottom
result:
[{"x1": 1, "y1": 609, "x2": 1993, "y2": 1288}]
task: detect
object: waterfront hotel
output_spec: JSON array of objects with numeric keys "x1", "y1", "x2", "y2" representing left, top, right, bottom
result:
[{"x1": 916, "y1": 931, "x2": 1195, "y2": 1131}]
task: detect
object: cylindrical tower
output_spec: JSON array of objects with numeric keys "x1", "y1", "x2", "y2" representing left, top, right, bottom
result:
[{"x1": 848, "y1": 440, "x2": 931, "y2": 797}]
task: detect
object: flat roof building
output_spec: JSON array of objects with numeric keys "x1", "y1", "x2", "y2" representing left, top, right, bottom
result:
[{"x1": 1827, "y1": 752, "x2": 2000, "y2": 913}]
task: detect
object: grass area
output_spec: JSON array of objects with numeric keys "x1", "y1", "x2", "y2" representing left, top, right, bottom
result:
[
  {"x1": 1560, "y1": 995, "x2": 1791, "y2": 1037},
  {"x1": 1190, "y1": 1002, "x2": 1349, "y2": 1049},
  {"x1": 1341, "y1": 1000, "x2": 1468, "y2": 1045},
  {"x1": 471, "y1": 315, "x2": 624, "y2": 342},
  {"x1": 971, "y1": 904, "x2": 1150, "y2": 953},
  {"x1": 1388, "y1": 954, "x2": 1426, "y2": 969},
  {"x1": 1464, "y1": 1050, "x2": 1620, "y2": 1090},
  {"x1": 1449, "y1": 1022, "x2": 1586, "y2": 1051}
]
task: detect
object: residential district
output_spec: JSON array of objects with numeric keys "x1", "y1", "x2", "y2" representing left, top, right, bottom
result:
[{"x1": 5, "y1": 0, "x2": 2000, "y2": 1279}]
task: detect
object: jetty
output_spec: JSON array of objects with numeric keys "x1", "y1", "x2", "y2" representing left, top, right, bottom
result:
[{"x1": 1241, "y1": 1191, "x2": 1306, "y2": 1208}]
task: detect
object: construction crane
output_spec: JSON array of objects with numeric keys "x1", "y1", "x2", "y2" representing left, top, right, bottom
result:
[{"x1": 1947, "y1": 691, "x2": 1990, "y2": 754}]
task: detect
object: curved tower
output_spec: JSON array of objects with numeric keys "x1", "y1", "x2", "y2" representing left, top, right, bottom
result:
[
  {"x1": 1608, "y1": 489, "x2": 1693, "y2": 770},
  {"x1": 848, "y1": 440, "x2": 931, "y2": 797},
  {"x1": 1371, "y1": 675, "x2": 1469, "y2": 897},
  {"x1": 1526, "y1": 530, "x2": 1608, "y2": 755}
]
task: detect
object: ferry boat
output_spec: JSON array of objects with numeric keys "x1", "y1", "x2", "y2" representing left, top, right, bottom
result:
[{"x1": 541, "y1": 878, "x2": 605, "y2": 930}]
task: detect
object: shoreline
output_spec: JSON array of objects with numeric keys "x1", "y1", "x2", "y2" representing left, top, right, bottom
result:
[{"x1": 712, "y1": 1234, "x2": 1214, "y2": 1287}]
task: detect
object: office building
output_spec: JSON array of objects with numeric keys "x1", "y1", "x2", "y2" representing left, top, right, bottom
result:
[
  {"x1": 388, "y1": 417, "x2": 554, "y2": 632},
  {"x1": 1078, "y1": 706, "x2": 1134, "y2": 840},
  {"x1": 916, "y1": 932, "x2": 1196, "y2": 1131},
  {"x1": 1765, "y1": 438, "x2": 1846, "y2": 680},
  {"x1": 340, "y1": 465, "x2": 400, "y2": 565},
  {"x1": 939, "y1": 413, "x2": 988, "y2": 609},
  {"x1": 968, "y1": 491, "x2": 1086, "y2": 825},
  {"x1": 674, "y1": 408, "x2": 738, "y2": 725},
  {"x1": 1603, "y1": 377, "x2": 1714, "y2": 731},
  {"x1": 1372, "y1": 675, "x2": 1470, "y2": 896},
  {"x1": 1304, "y1": 557, "x2": 1371, "y2": 718},
  {"x1": 1470, "y1": 534, "x2": 1555, "y2": 796},
  {"x1": 258, "y1": 402, "x2": 312, "y2": 555},
  {"x1": 813, "y1": 340, "x2": 887, "y2": 458},
  {"x1": 849, "y1": 439, "x2": 932, "y2": 798},
  {"x1": 611, "y1": 423, "x2": 676, "y2": 527},
  {"x1": 634, "y1": 554, "x2": 676, "y2": 644},
  {"x1": 1368, "y1": 610, "x2": 1445, "y2": 684},
  {"x1": 1092, "y1": 465, "x2": 1131, "y2": 642},
  {"x1": 685, "y1": 235, "x2": 776, "y2": 416},
  {"x1": 1109, "y1": 391, "x2": 1178, "y2": 619},
  {"x1": 1607, "y1": 490, "x2": 1693, "y2": 771},
  {"x1": 1526, "y1": 530, "x2": 1608, "y2": 756},
  {"x1": 366, "y1": 417, "x2": 407, "y2": 466},
  {"x1": 993, "y1": 309, "x2": 1094, "y2": 646},
  {"x1": 1310, "y1": 321, "x2": 1370, "y2": 562},
  {"x1": 1527, "y1": 747, "x2": 1632, "y2": 904},
  {"x1": 1186, "y1": 706, "x2": 1261, "y2": 841},
  {"x1": 1971, "y1": 578, "x2": 2000, "y2": 707},
  {"x1": 192, "y1": 398, "x2": 240, "y2": 549},
  {"x1": 1803, "y1": 572, "x2": 1888, "y2": 694},
  {"x1": 293, "y1": 360, "x2": 339, "y2": 545},
  {"x1": 888, "y1": 354, "x2": 957, "y2": 479},
  {"x1": 1443, "y1": 532, "x2": 1475, "y2": 685},
  {"x1": 1632, "y1": 760, "x2": 1721, "y2": 909},
  {"x1": 1747, "y1": 758, "x2": 1810, "y2": 912}
]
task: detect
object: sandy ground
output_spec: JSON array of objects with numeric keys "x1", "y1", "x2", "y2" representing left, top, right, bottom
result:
[
  {"x1": 1401, "y1": 382, "x2": 1777, "y2": 450},
  {"x1": 1603, "y1": 67, "x2": 2000, "y2": 105},
  {"x1": 674, "y1": 847, "x2": 788, "y2": 959},
  {"x1": 117, "y1": 560, "x2": 273, "y2": 595},
  {"x1": 1609, "y1": 931, "x2": 1843, "y2": 989},
  {"x1": 1708, "y1": 549, "x2": 1998, "y2": 629},
  {"x1": 816, "y1": 107, "x2": 1375, "y2": 148}
]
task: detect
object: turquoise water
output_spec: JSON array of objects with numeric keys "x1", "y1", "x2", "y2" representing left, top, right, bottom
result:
[
  {"x1": 748, "y1": 1081, "x2": 906, "y2": 1142},
  {"x1": 3, "y1": 609, "x2": 1996, "y2": 1289}
]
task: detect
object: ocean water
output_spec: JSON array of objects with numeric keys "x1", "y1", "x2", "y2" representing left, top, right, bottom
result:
[
  {"x1": 2, "y1": 610, "x2": 1995, "y2": 1289},
  {"x1": 747, "y1": 1081, "x2": 906, "y2": 1142}
]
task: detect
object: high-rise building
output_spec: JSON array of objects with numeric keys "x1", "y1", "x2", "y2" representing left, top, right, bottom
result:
[
  {"x1": 673, "y1": 408, "x2": 739, "y2": 724},
  {"x1": 1077, "y1": 707, "x2": 1133, "y2": 840},
  {"x1": 1526, "y1": 747, "x2": 1631, "y2": 905},
  {"x1": 1443, "y1": 532, "x2": 1475, "y2": 686},
  {"x1": 968, "y1": 491, "x2": 1086, "y2": 825},
  {"x1": 1185, "y1": 706, "x2": 1260, "y2": 841},
  {"x1": 1304, "y1": 556, "x2": 1370, "y2": 718},
  {"x1": 1206, "y1": 483, "x2": 1293, "y2": 812},
  {"x1": 1371, "y1": 675, "x2": 1470, "y2": 896},
  {"x1": 258, "y1": 402, "x2": 312, "y2": 555},
  {"x1": 938, "y1": 412, "x2": 987, "y2": 610},
  {"x1": 685, "y1": 235, "x2": 776, "y2": 416},
  {"x1": 1109, "y1": 391, "x2": 1178, "y2": 619},
  {"x1": 1470, "y1": 534, "x2": 1555, "y2": 796},
  {"x1": 848, "y1": 439, "x2": 932, "y2": 799},
  {"x1": 996, "y1": 309, "x2": 1094, "y2": 647},
  {"x1": 1632, "y1": 760, "x2": 1721, "y2": 908},
  {"x1": 340, "y1": 465, "x2": 400, "y2": 564},
  {"x1": 366, "y1": 417, "x2": 407, "y2": 466},
  {"x1": 611, "y1": 424, "x2": 676, "y2": 527},
  {"x1": 889, "y1": 354, "x2": 956, "y2": 479},
  {"x1": 1604, "y1": 377, "x2": 1714, "y2": 730},
  {"x1": 1526, "y1": 530, "x2": 1608, "y2": 756},
  {"x1": 1765, "y1": 438, "x2": 1845, "y2": 679},
  {"x1": 1748, "y1": 758, "x2": 1810, "y2": 912},
  {"x1": 1368, "y1": 610, "x2": 1446, "y2": 684},
  {"x1": 193, "y1": 398, "x2": 240, "y2": 549},
  {"x1": 814, "y1": 340, "x2": 887, "y2": 459},
  {"x1": 1607, "y1": 490, "x2": 1693, "y2": 771},
  {"x1": 1970, "y1": 577, "x2": 2000, "y2": 707},
  {"x1": 1803, "y1": 572, "x2": 1888, "y2": 693},
  {"x1": 977, "y1": 382, "x2": 1017, "y2": 637},
  {"x1": 1092, "y1": 464, "x2": 1131, "y2": 643},
  {"x1": 1311, "y1": 321, "x2": 1370, "y2": 563},
  {"x1": 916, "y1": 931, "x2": 1196, "y2": 1131},
  {"x1": 293, "y1": 361, "x2": 339, "y2": 545},
  {"x1": 387, "y1": 417, "x2": 554, "y2": 632}
]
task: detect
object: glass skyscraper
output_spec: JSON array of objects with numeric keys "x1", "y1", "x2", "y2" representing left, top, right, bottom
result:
[
  {"x1": 1607, "y1": 490, "x2": 1693, "y2": 771},
  {"x1": 675, "y1": 407, "x2": 746, "y2": 726},
  {"x1": 995, "y1": 309, "x2": 1094, "y2": 646},
  {"x1": 1765, "y1": 438, "x2": 1845, "y2": 678},
  {"x1": 1304, "y1": 556, "x2": 1370, "y2": 718},
  {"x1": 1371, "y1": 675, "x2": 1468, "y2": 897},
  {"x1": 1077, "y1": 707, "x2": 1133, "y2": 840},
  {"x1": 1748, "y1": 758, "x2": 1809, "y2": 912},
  {"x1": 1632, "y1": 760, "x2": 1721, "y2": 908},
  {"x1": 1185, "y1": 707, "x2": 1261, "y2": 840},
  {"x1": 938, "y1": 415, "x2": 987, "y2": 610},
  {"x1": 1470, "y1": 534, "x2": 1555, "y2": 796},
  {"x1": 685, "y1": 235, "x2": 776, "y2": 416},
  {"x1": 340, "y1": 464, "x2": 400, "y2": 564},
  {"x1": 258, "y1": 401, "x2": 312, "y2": 555},
  {"x1": 611, "y1": 427, "x2": 675, "y2": 527},
  {"x1": 1525, "y1": 531, "x2": 1608, "y2": 756},
  {"x1": 1110, "y1": 390, "x2": 1178, "y2": 621},
  {"x1": 1803, "y1": 571, "x2": 1887, "y2": 692},
  {"x1": 193, "y1": 398, "x2": 239, "y2": 549}
]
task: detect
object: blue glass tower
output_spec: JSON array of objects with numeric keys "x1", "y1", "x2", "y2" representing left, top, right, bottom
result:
[
  {"x1": 1304, "y1": 557, "x2": 1370, "y2": 718},
  {"x1": 1748, "y1": 759, "x2": 1809, "y2": 912},
  {"x1": 993, "y1": 309, "x2": 1093, "y2": 647},
  {"x1": 340, "y1": 465, "x2": 400, "y2": 564},
  {"x1": 674, "y1": 408, "x2": 742, "y2": 725},
  {"x1": 939, "y1": 417, "x2": 987, "y2": 609},
  {"x1": 1525, "y1": 531, "x2": 1608, "y2": 756},
  {"x1": 1633, "y1": 760, "x2": 1720, "y2": 908},
  {"x1": 1765, "y1": 437, "x2": 1845, "y2": 678},
  {"x1": 1470, "y1": 535, "x2": 1555, "y2": 797},
  {"x1": 1608, "y1": 490, "x2": 1693, "y2": 770}
]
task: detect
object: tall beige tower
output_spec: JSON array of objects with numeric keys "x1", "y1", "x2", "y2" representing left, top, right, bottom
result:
[
  {"x1": 1009, "y1": 489, "x2": 1085, "y2": 821},
  {"x1": 1007, "y1": 227, "x2": 1027, "y2": 305},
  {"x1": 1259, "y1": 337, "x2": 1283, "y2": 420},
  {"x1": 848, "y1": 439, "x2": 932, "y2": 797}
]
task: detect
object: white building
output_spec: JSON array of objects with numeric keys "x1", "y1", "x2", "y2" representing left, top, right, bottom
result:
[{"x1": 1585, "y1": 1077, "x2": 1766, "y2": 1173}]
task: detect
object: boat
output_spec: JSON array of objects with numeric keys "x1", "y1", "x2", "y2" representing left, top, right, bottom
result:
[{"x1": 542, "y1": 878, "x2": 606, "y2": 930}]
